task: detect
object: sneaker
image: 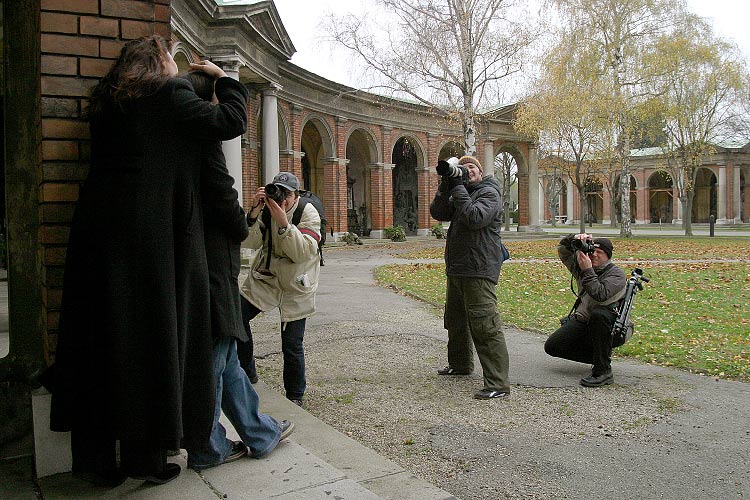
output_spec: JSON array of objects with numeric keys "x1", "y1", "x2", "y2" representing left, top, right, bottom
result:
[
  {"x1": 188, "y1": 441, "x2": 247, "y2": 472},
  {"x1": 437, "y1": 366, "x2": 472, "y2": 375},
  {"x1": 280, "y1": 420, "x2": 296, "y2": 440},
  {"x1": 289, "y1": 398, "x2": 303, "y2": 407},
  {"x1": 131, "y1": 463, "x2": 181, "y2": 484},
  {"x1": 223, "y1": 441, "x2": 248, "y2": 464},
  {"x1": 473, "y1": 388, "x2": 510, "y2": 400},
  {"x1": 580, "y1": 371, "x2": 614, "y2": 387}
]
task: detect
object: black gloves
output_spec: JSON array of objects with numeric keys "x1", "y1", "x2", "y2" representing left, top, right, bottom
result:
[{"x1": 447, "y1": 174, "x2": 464, "y2": 189}]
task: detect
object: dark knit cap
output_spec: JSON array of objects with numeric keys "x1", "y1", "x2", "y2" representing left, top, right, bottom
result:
[{"x1": 593, "y1": 237, "x2": 613, "y2": 258}]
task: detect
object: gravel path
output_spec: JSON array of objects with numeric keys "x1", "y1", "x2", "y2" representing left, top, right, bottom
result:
[{"x1": 245, "y1": 241, "x2": 750, "y2": 500}]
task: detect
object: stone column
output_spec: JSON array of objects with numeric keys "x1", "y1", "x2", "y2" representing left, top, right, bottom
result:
[
  {"x1": 733, "y1": 165, "x2": 741, "y2": 223},
  {"x1": 526, "y1": 145, "x2": 540, "y2": 230},
  {"x1": 566, "y1": 178, "x2": 575, "y2": 224},
  {"x1": 483, "y1": 140, "x2": 495, "y2": 177},
  {"x1": 717, "y1": 165, "x2": 728, "y2": 224},
  {"x1": 216, "y1": 59, "x2": 244, "y2": 206},
  {"x1": 262, "y1": 84, "x2": 281, "y2": 184}
]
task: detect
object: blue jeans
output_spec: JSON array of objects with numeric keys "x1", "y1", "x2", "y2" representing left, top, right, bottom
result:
[
  {"x1": 187, "y1": 337, "x2": 280, "y2": 470},
  {"x1": 239, "y1": 298, "x2": 307, "y2": 400}
]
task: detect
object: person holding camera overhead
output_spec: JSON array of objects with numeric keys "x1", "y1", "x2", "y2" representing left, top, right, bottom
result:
[
  {"x1": 545, "y1": 234, "x2": 626, "y2": 387},
  {"x1": 238, "y1": 172, "x2": 321, "y2": 407},
  {"x1": 429, "y1": 156, "x2": 511, "y2": 400}
]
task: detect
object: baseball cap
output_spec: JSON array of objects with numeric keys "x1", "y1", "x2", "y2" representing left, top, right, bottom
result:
[{"x1": 271, "y1": 172, "x2": 300, "y2": 192}]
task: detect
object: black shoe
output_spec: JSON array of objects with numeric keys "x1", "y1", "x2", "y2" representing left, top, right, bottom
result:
[
  {"x1": 289, "y1": 398, "x2": 303, "y2": 408},
  {"x1": 280, "y1": 420, "x2": 296, "y2": 440},
  {"x1": 73, "y1": 469, "x2": 127, "y2": 488},
  {"x1": 473, "y1": 389, "x2": 510, "y2": 400},
  {"x1": 580, "y1": 371, "x2": 614, "y2": 387},
  {"x1": 249, "y1": 374, "x2": 259, "y2": 384},
  {"x1": 437, "y1": 366, "x2": 472, "y2": 375},
  {"x1": 131, "y1": 463, "x2": 181, "y2": 484}
]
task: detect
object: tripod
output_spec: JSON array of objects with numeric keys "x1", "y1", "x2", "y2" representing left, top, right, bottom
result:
[{"x1": 612, "y1": 268, "x2": 650, "y2": 344}]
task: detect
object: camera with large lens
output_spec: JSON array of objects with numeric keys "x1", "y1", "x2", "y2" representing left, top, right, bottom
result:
[
  {"x1": 436, "y1": 156, "x2": 467, "y2": 179},
  {"x1": 571, "y1": 238, "x2": 596, "y2": 254},
  {"x1": 264, "y1": 183, "x2": 286, "y2": 203}
]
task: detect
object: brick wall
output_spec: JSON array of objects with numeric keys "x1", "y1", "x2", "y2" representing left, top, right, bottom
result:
[{"x1": 40, "y1": 0, "x2": 171, "y2": 360}]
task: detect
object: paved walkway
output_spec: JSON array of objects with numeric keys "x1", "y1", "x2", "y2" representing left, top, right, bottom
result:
[{"x1": 5, "y1": 231, "x2": 749, "y2": 500}]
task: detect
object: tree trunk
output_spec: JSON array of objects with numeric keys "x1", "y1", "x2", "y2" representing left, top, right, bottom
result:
[
  {"x1": 609, "y1": 184, "x2": 618, "y2": 228},
  {"x1": 504, "y1": 203, "x2": 510, "y2": 231},
  {"x1": 579, "y1": 192, "x2": 588, "y2": 234},
  {"x1": 619, "y1": 132, "x2": 633, "y2": 238},
  {"x1": 684, "y1": 191, "x2": 695, "y2": 236},
  {"x1": 463, "y1": 99, "x2": 476, "y2": 156}
]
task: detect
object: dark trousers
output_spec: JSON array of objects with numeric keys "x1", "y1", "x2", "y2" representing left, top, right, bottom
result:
[
  {"x1": 544, "y1": 307, "x2": 617, "y2": 375},
  {"x1": 444, "y1": 275, "x2": 510, "y2": 393},
  {"x1": 238, "y1": 297, "x2": 307, "y2": 400},
  {"x1": 71, "y1": 430, "x2": 166, "y2": 477}
]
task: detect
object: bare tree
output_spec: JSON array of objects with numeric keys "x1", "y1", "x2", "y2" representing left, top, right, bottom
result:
[
  {"x1": 514, "y1": 34, "x2": 610, "y2": 234},
  {"x1": 652, "y1": 16, "x2": 749, "y2": 235},
  {"x1": 550, "y1": 0, "x2": 689, "y2": 237},
  {"x1": 494, "y1": 151, "x2": 518, "y2": 230},
  {"x1": 323, "y1": 0, "x2": 535, "y2": 155}
]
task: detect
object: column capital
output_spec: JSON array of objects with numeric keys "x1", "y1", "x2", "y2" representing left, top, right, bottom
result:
[
  {"x1": 262, "y1": 83, "x2": 283, "y2": 96},
  {"x1": 213, "y1": 57, "x2": 243, "y2": 77}
]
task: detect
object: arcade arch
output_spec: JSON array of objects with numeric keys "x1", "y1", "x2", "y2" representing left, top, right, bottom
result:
[
  {"x1": 584, "y1": 177, "x2": 604, "y2": 223},
  {"x1": 345, "y1": 128, "x2": 379, "y2": 235},
  {"x1": 614, "y1": 175, "x2": 637, "y2": 223},
  {"x1": 300, "y1": 117, "x2": 334, "y2": 195},
  {"x1": 692, "y1": 167, "x2": 717, "y2": 223},
  {"x1": 648, "y1": 171, "x2": 673, "y2": 223},
  {"x1": 437, "y1": 140, "x2": 465, "y2": 160},
  {"x1": 391, "y1": 136, "x2": 426, "y2": 235}
]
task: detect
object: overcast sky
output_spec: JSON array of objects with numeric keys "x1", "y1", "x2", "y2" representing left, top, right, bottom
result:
[{"x1": 271, "y1": 0, "x2": 750, "y2": 89}]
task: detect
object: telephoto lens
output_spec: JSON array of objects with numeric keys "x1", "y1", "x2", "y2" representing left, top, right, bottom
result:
[
  {"x1": 264, "y1": 183, "x2": 286, "y2": 203},
  {"x1": 436, "y1": 156, "x2": 464, "y2": 178}
]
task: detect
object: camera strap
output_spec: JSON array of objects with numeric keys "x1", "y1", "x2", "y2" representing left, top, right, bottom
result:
[{"x1": 260, "y1": 207, "x2": 273, "y2": 271}]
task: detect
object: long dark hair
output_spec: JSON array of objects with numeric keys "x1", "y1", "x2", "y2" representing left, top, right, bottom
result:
[{"x1": 87, "y1": 34, "x2": 171, "y2": 121}]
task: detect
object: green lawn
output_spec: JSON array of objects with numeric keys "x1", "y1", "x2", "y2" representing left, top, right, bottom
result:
[{"x1": 375, "y1": 237, "x2": 750, "y2": 382}]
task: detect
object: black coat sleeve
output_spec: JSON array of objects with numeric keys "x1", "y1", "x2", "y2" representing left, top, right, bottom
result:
[
  {"x1": 169, "y1": 77, "x2": 249, "y2": 141},
  {"x1": 451, "y1": 185, "x2": 501, "y2": 230},
  {"x1": 201, "y1": 141, "x2": 249, "y2": 243},
  {"x1": 430, "y1": 189, "x2": 454, "y2": 221}
]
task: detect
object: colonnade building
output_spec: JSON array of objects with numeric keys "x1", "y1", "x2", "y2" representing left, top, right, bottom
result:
[
  {"x1": 538, "y1": 143, "x2": 749, "y2": 225},
  {"x1": 169, "y1": 0, "x2": 540, "y2": 238}
]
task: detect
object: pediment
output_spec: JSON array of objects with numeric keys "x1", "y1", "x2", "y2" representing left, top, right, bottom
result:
[{"x1": 211, "y1": 0, "x2": 296, "y2": 59}]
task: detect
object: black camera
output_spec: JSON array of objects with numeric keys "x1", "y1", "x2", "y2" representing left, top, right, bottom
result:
[
  {"x1": 264, "y1": 183, "x2": 286, "y2": 203},
  {"x1": 436, "y1": 157, "x2": 467, "y2": 179},
  {"x1": 571, "y1": 238, "x2": 596, "y2": 254}
]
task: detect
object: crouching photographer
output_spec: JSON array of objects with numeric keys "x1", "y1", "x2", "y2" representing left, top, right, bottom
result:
[
  {"x1": 544, "y1": 233, "x2": 626, "y2": 387},
  {"x1": 429, "y1": 156, "x2": 511, "y2": 400}
]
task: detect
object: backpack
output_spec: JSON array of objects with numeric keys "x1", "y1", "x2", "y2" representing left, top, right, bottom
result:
[{"x1": 260, "y1": 189, "x2": 327, "y2": 265}]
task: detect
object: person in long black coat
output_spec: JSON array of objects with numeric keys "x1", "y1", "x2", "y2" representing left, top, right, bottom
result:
[
  {"x1": 184, "y1": 71, "x2": 291, "y2": 470},
  {"x1": 49, "y1": 35, "x2": 249, "y2": 486}
]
